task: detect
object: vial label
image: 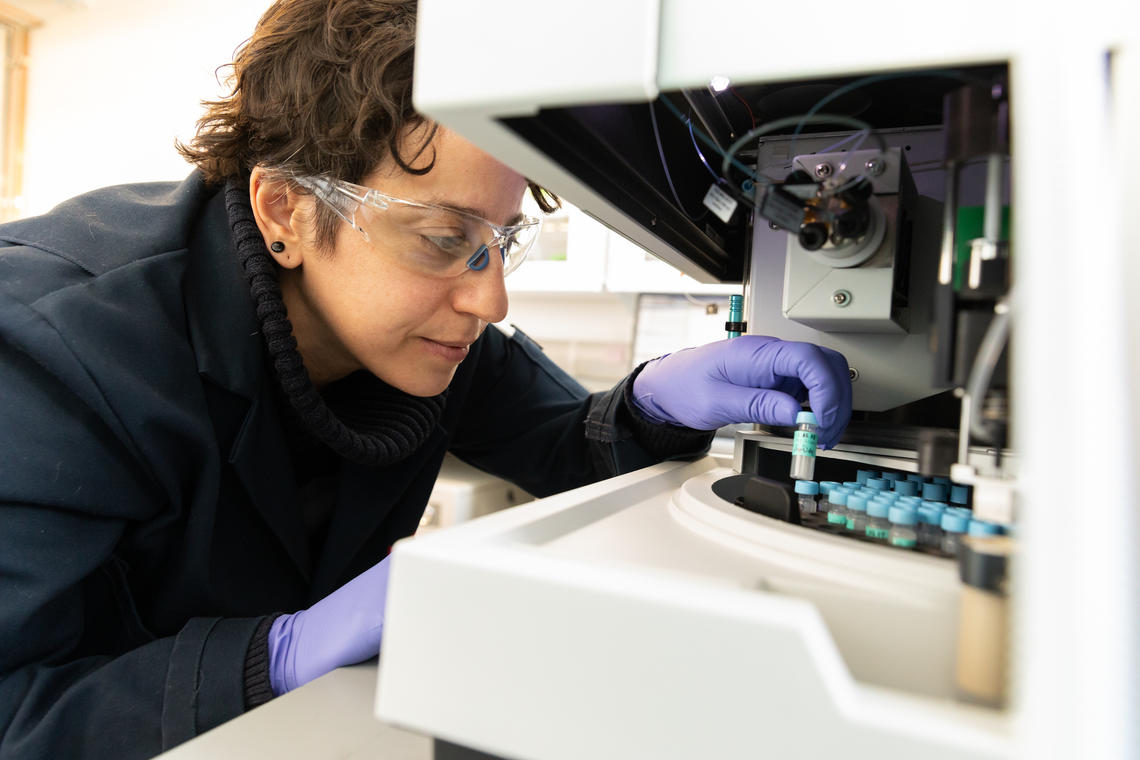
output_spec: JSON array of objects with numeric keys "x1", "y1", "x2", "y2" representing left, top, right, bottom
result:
[
  {"x1": 792, "y1": 430, "x2": 817, "y2": 457},
  {"x1": 891, "y1": 537, "x2": 917, "y2": 548},
  {"x1": 866, "y1": 527, "x2": 889, "y2": 539},
  {"x1": 827, "y1": 512, "x2": 846, "y2": 525}
]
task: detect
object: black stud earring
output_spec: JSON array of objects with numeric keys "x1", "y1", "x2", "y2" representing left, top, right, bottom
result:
[{"x1": 270, "y1": 241, "x2": 285, "y2": 253}]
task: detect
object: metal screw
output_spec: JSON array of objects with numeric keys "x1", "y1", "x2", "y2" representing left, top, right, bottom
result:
[
  {"x1": 865, "y1": 157, "x2": 886, "y2": 176},
  {"x1": 848, "y1": 367, "x2": 859, "y2": 382},
  {"x1": 814, "y1": 162, "x2": 833, "y2": 179},
  {"x1": 832, "y1": 289, "x2": 852, "y2": 307}
]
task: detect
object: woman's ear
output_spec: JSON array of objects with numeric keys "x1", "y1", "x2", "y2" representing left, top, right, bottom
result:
[{"x1": 249, "y1": 168, "x2": 307, "y2": 269}]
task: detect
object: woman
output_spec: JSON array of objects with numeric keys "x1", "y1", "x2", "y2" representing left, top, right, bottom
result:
[{"x1": 0, "y1": 1, "x2": 851, "y2": 757}]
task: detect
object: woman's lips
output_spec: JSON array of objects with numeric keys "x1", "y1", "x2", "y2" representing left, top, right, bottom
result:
[{"x1": 421, "y1": 337, "x2": 471, "y2": 362}]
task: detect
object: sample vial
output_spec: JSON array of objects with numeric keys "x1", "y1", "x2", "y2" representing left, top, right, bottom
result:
[
  {"x1": 894, "y1": 479, "x2": 919, "y2": 498},
  {"x1": 817, "y1": 481, "x2": 841, "y2": 514},
  {"x1": 940, "y1": 511, "x2": 969, "y2": 556},
  {"x1": 856, "y1": 469, "x2": 876, "y2": 485},
  {"x1": 882, "y1": 471, "x2": 902, "y2": 486},
  {"x1": 888, "y1": 506, "x2": 919, "y2": 549},
  {"x1": 950, "y1": 485, "x2": 971, "y2": 507},
  {"x1": 789, "y1": 411, "x2": 819, "y2": 480},
  {"x1": 826, "y1": 488, "x2": 851, "y2": 527},
  {"x1": 726, "y1": 294, "x2": 745, "y2": 339},
  {"x1": 917, "y1": 504, "x2": 945, "y2": 548},
  {"x1": 846, "y1": 492, "x2": 870, "y2": 533},
  {"x1": 795, "y1": 480, "x2": 820, "y2": 517},
  {"x1": 865, "y1": 500, "x2": 892, "y2": 542}
]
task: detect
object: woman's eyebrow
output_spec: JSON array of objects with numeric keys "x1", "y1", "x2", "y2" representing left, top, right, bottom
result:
[{"x1": 424, "y1": 197, "x2": 526, "y2": 226}]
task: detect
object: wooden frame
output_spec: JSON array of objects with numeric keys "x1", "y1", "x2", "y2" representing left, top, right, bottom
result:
[{"x1": 0, "y1": 2, "x2": 39, "y2": 221}]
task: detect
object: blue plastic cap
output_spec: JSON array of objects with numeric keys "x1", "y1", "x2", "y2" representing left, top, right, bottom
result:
[
  {"x1": 819, "y1": 481, "x2": 840, "y2": 495},
  {"x1": 922, "y1": 483, "x2": 948, "y2": 501},
  {"x1": 947, "y1": 506, "x2": 972, "y2": 517},
  {"x1": 796, "y1": 411, "x2": 818, "y2": 426},
  {"x1": 867, "y1": 501, "x2": 891, "y2": 518},
  {"x1": 889, "y1": 506, "x2": 918, "y2": 525},
  {"x1": 856, "y1": 469, "x2": 876, "y2": 484},
  {"x1": 829, "y1": 490, "x2": 850, "y2": 507},
  {"x1": 795, "y1": 480, "x2": 820, "y2": 495},
  {"x1": 950, "y1": 485, "x2": 970, "y2": 504},
  {"x1": 847, "y1": 493, "x2": 869, "y2": 510},
  {"x1": 917, "y1": 506, "x2": 942, "y2": 525},
  {"x1": 843, "y1": 481, "x2": 862, "y2": 489},
  {"x1": 968, "y1": 519, "x2": 1002, "y2": 537},
  {"x1": 894, "y1": 480, "x2": 919, "y2": 497},
  {"x1": 882, "y1": 472, "x2": 902, "y2": 482},
  {"x1": 933, "y1": 476, "x2": 952, "y2": 486},
  {"x1": 867, "y1": 478, "x2": 890, "y2": 491},
  {"x1": 899, "y1": 495, "x2": 923, "y2": 506},
  {"x1": 941, "y1": 512, "x2": 969, "y2": 532},
  {"x1": 906, "y1": 473, "x2": 926, "y2": 483}
]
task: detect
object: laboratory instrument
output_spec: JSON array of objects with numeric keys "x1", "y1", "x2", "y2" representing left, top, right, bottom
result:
[{"x1": 377, "y1": 4, "x2": 1139, "y2": 760}]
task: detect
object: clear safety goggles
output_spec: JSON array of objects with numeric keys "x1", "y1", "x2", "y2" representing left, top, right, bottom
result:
[{"x1": 294, "y1": 176, "x2": 542, "y2": 278}]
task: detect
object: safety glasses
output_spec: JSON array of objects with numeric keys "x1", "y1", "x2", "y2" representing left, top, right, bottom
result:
[{"x1": 294, "y1": 175, "x2": 542, "y2": 278}]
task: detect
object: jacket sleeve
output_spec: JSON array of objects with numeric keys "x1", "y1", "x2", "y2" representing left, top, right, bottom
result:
[
  {"x1": 448, "y1": 327, "x2": 712, "y2": 498},
  {"x1": 0, "y1": 297, "x2": 262, "y2": 760}
]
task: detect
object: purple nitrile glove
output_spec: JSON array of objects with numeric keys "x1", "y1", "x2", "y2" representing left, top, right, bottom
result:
[
  {"x1": 267, "y1": 555, "x2": 391, "y2": 696},
  {"x1": 632, "y1": 336, "x2": 852, "y2": 449}
]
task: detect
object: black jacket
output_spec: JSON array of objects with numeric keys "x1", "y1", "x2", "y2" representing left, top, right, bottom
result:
[{"x1": 0, "y1": 173, "x2": 709, "y2": 759}]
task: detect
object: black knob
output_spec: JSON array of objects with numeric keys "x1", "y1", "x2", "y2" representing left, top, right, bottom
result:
[{"x1": 798, "y1": 222, "x2": 829, "y2": 251}]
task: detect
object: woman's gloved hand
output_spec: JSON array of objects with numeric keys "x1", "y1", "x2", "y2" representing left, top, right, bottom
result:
[
  {"x1": 267, "y1": 555, "x2": 391, "y2": 696},
  {"x1": 632, "y1": 336, "x2": 852, "y2": 449}
]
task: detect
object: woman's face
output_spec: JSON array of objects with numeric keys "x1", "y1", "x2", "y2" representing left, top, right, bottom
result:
[{"x1": 275, "y1": 129, "x2": 527, "y2": 396}]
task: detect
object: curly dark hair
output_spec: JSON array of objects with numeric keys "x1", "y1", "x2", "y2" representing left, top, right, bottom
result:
[{"x1": 177, "y1": 0, "x2": 557, "y2": 248}]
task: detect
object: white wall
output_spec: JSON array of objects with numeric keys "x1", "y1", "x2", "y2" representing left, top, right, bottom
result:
[{"x1": 20, "y1": 0, "x2": 270, "y2": 217}]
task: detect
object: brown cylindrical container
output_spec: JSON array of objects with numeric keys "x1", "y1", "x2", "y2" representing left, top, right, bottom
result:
[{"x1": 955, "y1": 535, "x2": 1015, "y2": 707}]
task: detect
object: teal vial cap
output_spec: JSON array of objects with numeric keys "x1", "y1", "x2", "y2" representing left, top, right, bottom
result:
[
  {"x1": 889, "y1": 506, "x2": 918, "y2": 525},
  {"x1": 796, "y1": 411, "x2": 818, "y2": 426},
  {"x1": 867, "y1": 500, "x2": 891, "y2": 518},
  {"x1": 917, "y1": 506, "x2": 942, "y2": 525},
  {"x1": 856, "y1": 469, "x2": 876, "y2": 484},
  {"x1": 894, "y1": 480, "x2": 919, "y2": 497},
  {"x1": 950, "y1": 485, "x2": 970, "y2": 504},
  {"x1": 795, "y1": 480, "x2": 820, "y2": 495},
  {"x1": 968, "y1": 519, "x2": 1002, "y2": 537},
  {"x1": 922, "y1": 483, "x2": 948, "y2": 501},
  {"x1": 933, "y1": 476, "x2": 952, "y2": 486},
  {"x1": 881, "y1": 472, "x2": 902, "y2": 482},
  {"x1": 906, "y1": 473, "x2": 926, "y2": 483},
  {"x1": 847, "y1": 493, "x2": 869, "y2": 511},
  {"x1": 941, "y1": 511, "x2": 969, "y2": 533},
  {"x1": 867, "y1": 478, "x2": 890, "y2": 491},
  {"x1": 819, "y1": 481, "x2": 841, "y2": 495},
  {"x1": 829, "y1": 489, "x2": 850, "y2": 507}
]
